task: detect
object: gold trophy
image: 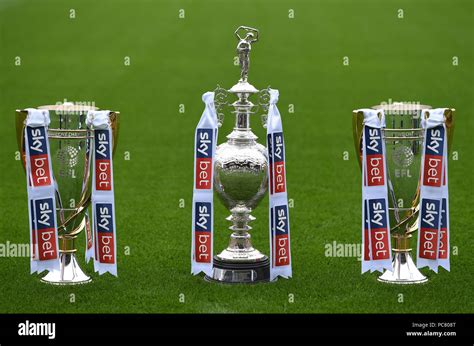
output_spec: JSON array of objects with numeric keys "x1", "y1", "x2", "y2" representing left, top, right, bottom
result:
[
  {"x1": 16, "y1": 103, "x2": 119, "y2": 284},
  {"x1": 353, "y1": 102, "x2": 454, "y2": 283}
]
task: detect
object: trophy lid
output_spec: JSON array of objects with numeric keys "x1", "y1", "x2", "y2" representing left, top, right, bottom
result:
[{"x1": 229, "y1": 81, "x2": 258, "y2": 94}]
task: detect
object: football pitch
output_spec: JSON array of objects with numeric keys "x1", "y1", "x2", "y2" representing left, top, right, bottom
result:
[{"x1": 0, "y1": 0, "x2": 472, "y2": 313}]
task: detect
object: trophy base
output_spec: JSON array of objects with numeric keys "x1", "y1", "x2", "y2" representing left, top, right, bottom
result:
[
  {"x1": 205, "y1": 256, "x2": 272, "y2": 284},
  {"x1": 41, "y1": 253, "x2": 91, "y2": 285},
  {"x1": 377, "y1": 251, "x2": 428, "y2": 284}
]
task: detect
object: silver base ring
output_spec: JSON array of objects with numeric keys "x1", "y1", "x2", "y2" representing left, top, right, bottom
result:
[{"x1": 40, "y1": 253, "x2": 91, "y2": 285}]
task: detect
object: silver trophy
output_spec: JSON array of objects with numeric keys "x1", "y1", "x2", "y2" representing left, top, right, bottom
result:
[
  {"x1": 205, "y1": 26, "x2": 272, "y2": 283},
  {"x1": 16, "y1": 103, "x2": 119, "y2": 284},
  {"x1": 353, "y1": 102, "x2": 454, "y2": 283}
]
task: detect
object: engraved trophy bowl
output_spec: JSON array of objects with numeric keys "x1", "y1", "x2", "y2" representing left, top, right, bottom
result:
[
  {"x1": 16, "y1": 103, "x2": 119, "y2": 285},
  {"x1": 205, "y1": 26, "x2": 273, "y2": 284},
  {"x1": 353, "y1": 102, "x2": 454, "y2": 284}
]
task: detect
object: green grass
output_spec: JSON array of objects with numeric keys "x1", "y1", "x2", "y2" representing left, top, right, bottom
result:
[{"x1": 0, "y1": 0, "x2": 473, "y2": 313}]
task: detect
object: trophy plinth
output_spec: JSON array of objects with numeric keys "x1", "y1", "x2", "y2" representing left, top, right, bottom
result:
[
  {"x1": 205, "y1": 26, "x2": 273, "y2": 284},
  {"x1": 206, "y1": 257, "x2": 270, "y2": 284}
]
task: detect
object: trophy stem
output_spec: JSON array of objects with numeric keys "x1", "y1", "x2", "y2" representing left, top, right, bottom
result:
[
  {"x1": 377, "y1": 235, "x2": 428, "y2": 284},
  {"x1": 217, "y1": 205, "x2": 267, "y2": 262},
  {"x1": 205, "y1": 206, "x2": 271, "y2": 284},
  {"x1": 40, "y1": 236, "x2": 91, "y2": 285}
]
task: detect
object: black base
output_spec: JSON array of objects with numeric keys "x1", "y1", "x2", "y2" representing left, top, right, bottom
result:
[{"x1": 204, "y1": 256, "x2": 272, "y2": 284}]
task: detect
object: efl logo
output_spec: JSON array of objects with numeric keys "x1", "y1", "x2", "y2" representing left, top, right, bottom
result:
[
  {"x1": 364, "y1": 126, "x2": 384, "y2": 186},
  {"x1": 423, "y1": 126, "x2": 444, "y2": 187},
  {"x1": 274, "y1": 205, "x2": 290, "y2": 266},
  {"x1": 439, "y1": 199, "x2": 448, "y2": 259},
  {"x1": 34, "y1": 198, "x2": 57, "y2": 261},
  {"x1": 95, "y1": 130, "x2": 112, "y2": 191},
  {"x1": 272, "y1": 132, "x2": 286, "y2": 194},
  {"x1": 195, "y1": 129, "x2": 213, "y2": 190},
  {"x1": 368, "y1": 198, "x2": 390, "y2": 260},
  {"x1": 419, "y1": 198, "x2": 440, "y2": 260},
  {"x1": 95, "y1": 203, "x2": 115, "y2": 264},
  {"x1": 194, "y1": 202, "x2": 211, "y2": 263},
  {"x1": 27, "y1": 126, "x2": 52, "y2": 187}
]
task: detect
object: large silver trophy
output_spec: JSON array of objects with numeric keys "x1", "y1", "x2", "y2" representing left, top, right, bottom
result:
[
  {"x1": 206, "y1": 26, "x2": 273, "y2": 283},
  {"x1": 353, "y1": 102, "x2": 454, "y2": 283},
  {"x1": 16, "y1": 103, "x2": 119, "y2": 284}
]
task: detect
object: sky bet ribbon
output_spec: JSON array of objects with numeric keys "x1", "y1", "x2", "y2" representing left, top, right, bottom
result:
[
  {"x1": 358, "y1": 109, "x2": 392, "y2": 274},
  {"x1": 24, "y1": 109, "x2": 60, "y2": 274},
  {"x1": 417, "y1": 109, "x2": 450, "y2": 272},
  {"x1": 267, "y1": 89, "x2": 292, "y2": 280},
  {"x1": 191, "y1": 92, "x2": 218, "y2": 276},
  {"x1": 86, "y1": 111, "x2": 118, "y2": 276}
]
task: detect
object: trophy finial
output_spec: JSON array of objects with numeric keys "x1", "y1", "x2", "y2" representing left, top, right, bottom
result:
[{"x1": 235, "y1": 26, "x2": 259, "y2": 83}]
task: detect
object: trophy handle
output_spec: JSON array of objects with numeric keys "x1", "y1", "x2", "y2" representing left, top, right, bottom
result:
[
  {"x1": 110, "y1": 111, "x2": 120, "y2": 155},
  {"x1": 15, "y1": 110, "x2": 28, "y2": 170},
  {"x1": 257, "y1": 87, "x2": 271, "y2": 128},
  {"x1": 352, "y1": 110, "x2": 364, "y2": 169},
  {"x1": 214, "y1": 85, "x2": 230, "y2": 127},
  {"x1": 445, "y1": 108, "x2": 455, "y2": 153},
  {"x1": 351, "y1": 110, "x2": 384, "y2": 168}
]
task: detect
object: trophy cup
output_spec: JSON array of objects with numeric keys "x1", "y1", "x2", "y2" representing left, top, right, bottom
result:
[
  {"x1": 204, "y1": 26, "x2": 273, "y2": 283},
  {"x1": 353, "y1": 102, "x2": 454, "y2": 283},
  {"x1": 16, "y1": 103, "x2": 119, "y2": 284}
]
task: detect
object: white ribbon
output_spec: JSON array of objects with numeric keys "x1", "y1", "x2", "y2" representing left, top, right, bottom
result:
[
  {"x1": 417, "y1": 108, "x2": 450, "y2": 272},
  {"x1": 24, "y1": 109, "x2": 60, "y2": 274},
  {"x1": 191, "y1": 92, "x2": 218, "y2": 276},
  {"x1": 357, "y1": 109, "x2": 392, "y2": 273},
  {"x1": 267, "y1": 89, "x2": 292, "y2": 280},
  {"x1": 86, "y1": 110, "x2": 118, "y2": 276}
]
